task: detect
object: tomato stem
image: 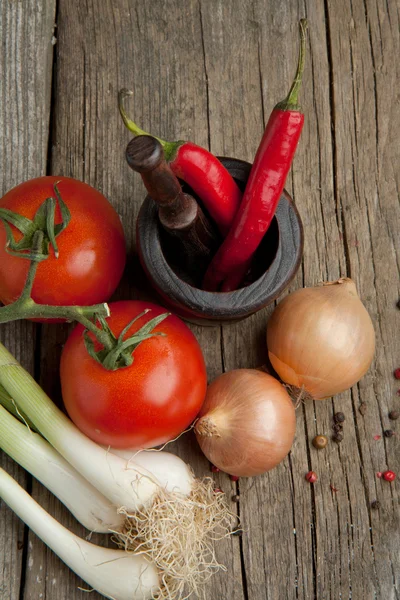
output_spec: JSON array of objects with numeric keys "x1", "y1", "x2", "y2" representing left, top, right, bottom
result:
[
  {"x1": 83, "y1": 310, "x2": 170, "y2": 371},
  {"x1": 0, "y1": 182, "x2": 71, "y2": 261},
  {"x1": 0, "y1": 210, "x2": 111, "y2": 346},
  {"x1": 0, "y1": 184, "x2": 162, "y2": 368},
  {"x1": 0, "y1": 229, "x2": 110, "y2": 345},
  {"x1": 0, "y1": 296, "x2": 110, "y2": 328}
]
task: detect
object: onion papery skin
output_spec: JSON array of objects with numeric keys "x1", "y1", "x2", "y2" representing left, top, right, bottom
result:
[
  {"x1": 267, "y1": 278, "x2": 375, "y2": 399},
  {"x1": 194, "y1": 369, "x2": 296, "y2": 477}
]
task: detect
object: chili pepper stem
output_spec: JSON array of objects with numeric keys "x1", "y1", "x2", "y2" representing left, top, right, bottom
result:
[
  {"x1": 118, "y1": 88, "x2": 180, "y2": 161},
  {"x1": 118, "y1": 89, "x2": 154, "y2": 138},
  {"x1": 275, "y1": 19, "x2": 308, "y2": 112}
]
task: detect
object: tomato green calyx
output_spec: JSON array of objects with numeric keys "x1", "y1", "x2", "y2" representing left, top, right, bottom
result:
[
  {"x1": 118, "y1": 89, "x2": 183, "y2": 162},
  {"x1": 83, "y1": 309, "x2": 170, "y2": 371},
  {"x1": 0, "y1": 182, "x2": 71, "y2": 261},
  {"x1": 275, "y1": 19, "x2": 307, "y2": 113},
  {"x1": 0, "y1": 229, "x2": 110, "y2": 326}
]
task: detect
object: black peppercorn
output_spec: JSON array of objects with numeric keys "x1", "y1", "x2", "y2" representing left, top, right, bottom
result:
[
  {"x1": 232, "y1": 494, "x2": 240, "y2": 503},
  {"x1": 334, "y1": 412, "x2": 345, "y2": 423},
  {"x1": 371, "y1": 500, "x2": 380, "y2": 510},
  {"x1": 332, "y1": 423, "x2": 343, "y2": 433},
  {"x1": 332, "y1": 432, "x2": 343, "y2": 443},
  {"x1": 389, "y1": 410, "x2": 400, "y2": 421},
  {"x1": 384, "y1": 429, "x2": 394, "y2": 438}
]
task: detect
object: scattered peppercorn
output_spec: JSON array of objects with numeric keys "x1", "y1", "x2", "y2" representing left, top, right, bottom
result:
[
  {"x1": 312, "y1": 434, "x2": 328, "y2": 449},
  {"x1": 17, "y1": 540, "x2": 23, "y2": 550},
  {"x1": 371, "y1": 500, "x2": 380, "y2": 510},
  {"x1": 211, "y1": 465, "x2": 220, "y2": 473},
  {"x1": 305, "y1": 471, "x2": 318, "y2": 483},
  {"x1": 332, "y1": 423, "x2": 343, "y2": 433},
  {"x1": 394, "y1": 368, "x2": 400, "y2": 380},
  {"x1": 384, "y1": 429, "x2": 394, "y2": 438},
  {"x1": 214, "y1": 487, "x2": 223, "y2": 494},
  {"x1": 230, "y1": 475, "x2": 239, "y2": 482},
  {"x1": 359, "y1": 402, "x2": 367, "y2": 416},
  {"x1": 389, "y1": 409, "x2": 400, "y2": 420},
  {"x1": 332, "y1": 433, "x2": 343, "y2": 443},
  {"x1": 334, "y1": 412, "x2": 345, "y2": 423},
  {"x1": 373, "y1": 434, "x2": 382, "y2": 441},
  {"x1": 382, "y1": 470, "x2": 396, "y2": 482},
  {"x1": 232, "y1": 494, "x2": 240, "y2": 503},
  {"x1": 376, "y1": 472, "x2": 382, "y2": 478}
]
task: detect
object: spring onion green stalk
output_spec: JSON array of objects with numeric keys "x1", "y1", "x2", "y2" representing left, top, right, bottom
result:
[
  {"x1": 0, "y1": 467, "x2": 160, "y2": 600},
  {"x1": 0, "y1": 384, "x2": 36, "y2": 430},
  {"x1": 0, "y1": 404, "x2": 125, "y2": 533},
  {"x1": 0, "y1": 343, "x2": 160, "y2": 511}
]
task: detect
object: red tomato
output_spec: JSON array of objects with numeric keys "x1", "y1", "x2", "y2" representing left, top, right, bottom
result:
[
  {"x1": 60, "y1": 301, "x2": 207, "y2": 449},
  {"x1": 0, "y1": 176, "x2": 126, "y2": 308}
]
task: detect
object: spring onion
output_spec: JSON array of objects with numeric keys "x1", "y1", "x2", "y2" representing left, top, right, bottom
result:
[
  {"x1": 0, "y1": 467, "x2": 159, "y2": 600},
  {"x1": 0, "y1": 404, "x2": 124, "y2": 533}
]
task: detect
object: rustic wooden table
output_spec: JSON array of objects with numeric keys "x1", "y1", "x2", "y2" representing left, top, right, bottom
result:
[{"x1": 0, "y1": 1, "x2": 399, "y2": 598}]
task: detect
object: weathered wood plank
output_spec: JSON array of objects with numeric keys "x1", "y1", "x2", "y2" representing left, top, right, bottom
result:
[
  {"x1": 25, "y1": 0, "x2": 244, "y2": 598},
  {"x1": 2, "y1": 0, "x2": 397, "y2": 599},
  {"x1": 201, "y1": 0, "x2": 399, "y2": 599},
  {"x1": 0, "y1": 1, "x2": 56, "y2": 598},
  {"x1": 325, "y1": 0, "x2": 400, "y2": 597}
]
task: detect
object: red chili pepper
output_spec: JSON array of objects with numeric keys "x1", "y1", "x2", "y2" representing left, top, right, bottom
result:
[
  {"x1": 203, "y1": 20, "x2": 307, "y2": 292},
  {"x1": 119, "y1": 90, "x2": 242, "y2": 237}
]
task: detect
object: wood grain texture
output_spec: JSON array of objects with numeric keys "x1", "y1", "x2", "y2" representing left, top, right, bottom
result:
[
  {"x1": 0, "y1": 0, "x2": 398, "y2": 599},
  {"x1": 0, "y1": 1, "x2": 56, "y2": 599}
]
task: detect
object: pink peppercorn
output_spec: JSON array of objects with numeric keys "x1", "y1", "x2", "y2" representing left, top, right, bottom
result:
[
  {"x1": 382, "y1": 470, "x2": 396, "y2": 482},
  {"x1": 211, "y1": 465, "x2": 220, "y2": 473},
  {"x1": 394, "y1": 368, "x2": 400, "y2": 380},
  {"x1": 305, "y1": 471, "x2": 318, "y2": 483},
  {"x1": 230, "y1": 475, "x2": 239, "y2": 482}
]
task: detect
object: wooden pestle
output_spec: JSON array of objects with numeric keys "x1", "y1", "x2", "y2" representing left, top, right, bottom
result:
[{"x1": 126, "y1": 135, "x2": 219, "y2": 273}]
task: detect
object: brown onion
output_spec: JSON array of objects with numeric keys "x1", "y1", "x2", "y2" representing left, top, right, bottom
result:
[
  {"x1": 194, "y1": 369, "x2": 296, "y2": 477},
  {"x1": 267, "y1": 278, "x2": 375, "y2": 399}
]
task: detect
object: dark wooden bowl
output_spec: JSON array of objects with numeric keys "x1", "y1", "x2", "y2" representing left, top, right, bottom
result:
[{"x1": 136, "y1": 157, "x2": 303, "y2": 325}]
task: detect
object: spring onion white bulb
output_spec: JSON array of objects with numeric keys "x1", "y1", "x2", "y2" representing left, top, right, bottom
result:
[
  {"x1": 0, "y1": 467, "x2": 159, "y2": 600},
  {"x1": 110, "y1": 448, "x2": 194, "y2": 496},
  {"x1": 0, "y1": 404, "x2": 124, "y2": 533}
]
